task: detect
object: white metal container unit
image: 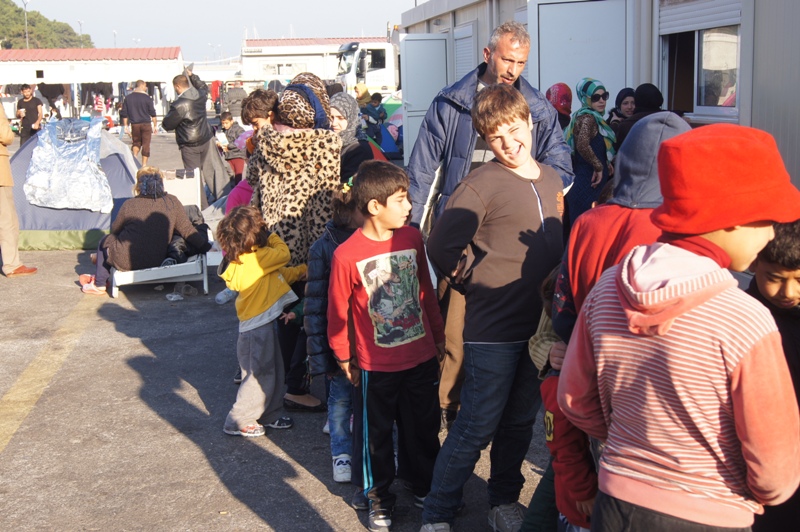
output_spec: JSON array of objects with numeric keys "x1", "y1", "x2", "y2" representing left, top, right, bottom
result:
[{"x1": 400, "y1": 0, "x2": 800, "y2": 187}]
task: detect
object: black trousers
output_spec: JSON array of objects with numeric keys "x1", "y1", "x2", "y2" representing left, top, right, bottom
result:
[
  {"x1": 276, "y1": 319, "x2": 310, "y2": 396},
  {"x1": 353, "y1": 357, "x2": 440, "y2": 511},
  {"x1": 592, "y1": 491, "x2": 751, "y2": 532}
]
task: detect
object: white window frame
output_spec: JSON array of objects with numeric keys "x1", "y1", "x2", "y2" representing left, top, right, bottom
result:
[
  {"x1": 658, "y1": 0, "x2": 755, "y2": 125},
  {"x1": 691, "y1": 25, "x2": 740, "y2": 121}
]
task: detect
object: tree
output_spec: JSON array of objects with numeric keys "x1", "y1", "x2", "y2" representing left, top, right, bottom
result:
[{"x1": 0, "y1": 0, "x2": 94, "y2": 49}]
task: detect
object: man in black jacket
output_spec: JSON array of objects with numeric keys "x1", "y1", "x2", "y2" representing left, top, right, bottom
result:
[
  {"x1": 163, "y1": 69, "x2": 213, "y2": 168},
  {"x1": 163, "y1": 68, "x2": 222, "y2": 206}
]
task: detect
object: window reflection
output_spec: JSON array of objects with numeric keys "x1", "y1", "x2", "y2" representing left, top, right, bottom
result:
[{"x1": 698, "y1": 25, "x2": 738, "y2": 107}]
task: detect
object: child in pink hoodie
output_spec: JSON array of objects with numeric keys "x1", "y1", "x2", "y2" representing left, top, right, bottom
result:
[{"x1": 558, "y1": 124, "x2": 800, "y2": 531}]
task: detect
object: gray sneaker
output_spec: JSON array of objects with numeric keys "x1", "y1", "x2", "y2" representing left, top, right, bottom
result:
[{"x1": 488, "y1": 503, "x2": 524, "y2": 532}]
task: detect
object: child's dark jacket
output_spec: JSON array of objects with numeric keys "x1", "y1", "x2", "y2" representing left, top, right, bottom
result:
[{"x1": 304, "y1": 220, "x2": 357, "y2": 375}]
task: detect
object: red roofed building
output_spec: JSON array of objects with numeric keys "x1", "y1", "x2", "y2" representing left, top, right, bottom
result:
[
  {"x1": 0, "y1": 47, "x2": 184, "y2": 85},
  {"x1": 0, "y1": 47, "x2": 185, "y2": 119}
]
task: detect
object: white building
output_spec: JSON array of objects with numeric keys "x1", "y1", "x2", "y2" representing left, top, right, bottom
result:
[
  {"x1": 239, "y1": 37, "x2": 388, "y2": 85},
  {"x1": 400, "y1": 0, "x2": 800, "y2": 186},
  {"x1": 0, "y1": 47, "x2": 185, "y2": 117}
]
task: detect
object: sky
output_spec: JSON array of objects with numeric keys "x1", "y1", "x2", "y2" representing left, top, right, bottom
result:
[{"x1": 16, "y1": 0, "x2": 419, "y2": 61}]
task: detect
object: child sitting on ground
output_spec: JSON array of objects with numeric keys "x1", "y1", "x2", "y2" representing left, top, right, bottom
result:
[
  {"x1": 559, "y1": 124, "x2": 800, "y2": 530},
  {"x1": 327, "y1": 161, "x2": 444, "y2": 532},
  {"x1": 747, "y1": 220, "x2": 800, "y2": 531},
  {"x1": 216, "y1": 205, "x2": 306, "y2": 437},
  {"x1": 361, "y1": 92, "x2": 387, "y2": 144},
  {"x1": 305, "y1": 179, "x2": 364, "y2": 489}
]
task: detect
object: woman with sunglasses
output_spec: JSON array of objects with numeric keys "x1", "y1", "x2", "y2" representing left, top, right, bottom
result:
[{"x1": 563, "y1": 78, "x2": 617, "y2": 228}]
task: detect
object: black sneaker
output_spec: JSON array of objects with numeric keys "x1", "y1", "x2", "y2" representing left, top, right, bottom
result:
[
  {"x1": 351, "y1": 488, "x2": 369, "y2": 511},
  {"x1": 368, "y1": 508, "x2": 392, "y2": 532},
  {"x1": 233, "y1": 367, "x2": 243, "y2": 384},
  {"x1": 265, "y1": 416, "x2": 293, "y2": 429}
]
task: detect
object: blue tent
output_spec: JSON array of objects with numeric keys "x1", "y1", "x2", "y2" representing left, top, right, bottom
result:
[{"x1": 11, "y1": 119, "x2": 140, "y2": 250}]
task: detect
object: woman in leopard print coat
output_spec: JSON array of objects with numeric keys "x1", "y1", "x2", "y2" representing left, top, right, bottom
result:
[{"x1": 247, "y1": 73, "x2": 342, "y2": 266}]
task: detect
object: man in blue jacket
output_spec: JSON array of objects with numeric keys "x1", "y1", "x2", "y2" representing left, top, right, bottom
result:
[{"x1": 407, "y1": 21, "x2": 573, "y2": 435}]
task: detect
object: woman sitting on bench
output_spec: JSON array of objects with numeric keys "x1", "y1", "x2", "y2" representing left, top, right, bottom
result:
[{"x1": 79, "y1": 166, "x2": 211, "y2": 295}]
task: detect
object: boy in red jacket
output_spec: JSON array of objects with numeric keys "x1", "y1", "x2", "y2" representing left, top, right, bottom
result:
[
  {"x1": 327, "y1": 161, "x2": 445, "y2": 532},
  {"x1": 559, "y1": 124, "x2": 800, "y2": 530}
]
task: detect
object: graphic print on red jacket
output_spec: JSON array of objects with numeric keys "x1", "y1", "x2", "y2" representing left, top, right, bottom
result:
[{"x1": 327, "y1": 225, "x2": 445, "y2": 372}]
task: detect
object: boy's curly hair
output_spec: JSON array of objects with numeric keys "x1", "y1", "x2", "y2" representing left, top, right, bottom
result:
[
  {"x1": 216, "y1": 206, "x2": 270, "y2": 263},
  {"x1": 758, "y1": 220, "x2": 800, "y2": 270}
]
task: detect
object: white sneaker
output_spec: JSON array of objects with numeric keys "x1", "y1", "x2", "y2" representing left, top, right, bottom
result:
[
  {"x1": 322, "y1": 419, "x2": 330, "y2": 434},
  {"x1": 332, "y1": 454, "x2": 352, "y2": 483},
  {"x1": 215, "y1": 287, "x2": 237, "y2": 305},
  {"x1": 419, "y1": 523, "x2": 451, "y2": 532},
  {"x1": 488, "y1": 503, "x2": 524, "y2": 532}
]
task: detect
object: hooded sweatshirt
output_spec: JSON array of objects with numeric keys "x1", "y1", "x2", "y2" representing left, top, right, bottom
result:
[
  {"x1": 553, "y1": 112, "x2": 690, "y2": 343},
  {"x1": 558, "y1": 242, "x2": 800, "y2": 527}
]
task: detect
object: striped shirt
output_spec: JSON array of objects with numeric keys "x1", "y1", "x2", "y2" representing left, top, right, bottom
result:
[{"x1": 559, "y1": 243, "x2": 800, "y2": 527}]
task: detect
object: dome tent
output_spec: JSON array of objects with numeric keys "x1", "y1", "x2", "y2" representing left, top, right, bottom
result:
[{"x1": 11, "y1": 118, "x2": 140, "y2": 250}]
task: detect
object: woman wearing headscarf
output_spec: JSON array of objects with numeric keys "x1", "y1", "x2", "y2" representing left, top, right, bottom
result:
[
  {"x1": 614, "y1": 83, "x2": 664, "y2": 150},
  {"x1": 246, "y1": 73, "x2": 342, "y2": 413},
  {"x1": 564, "y1": 77, "x2": 616, "y2": 227},
  {"x1": 354, "y1": 83, "x2": 372, "y2": 108},
  {"x1": 546, "y1": 82, "x2": 573, "y2": 131},
  {"x1": 79, "y1": 166, "x2": 210, "y2": 295},
  {"x1": 330, "y1": 92, "x2": 375, "y2": 182},
  {"x1": 606, "y1": 87, "x2": 635, "y2": 134},
  {"x1": 247, "y1": 72, "x2": 342, "y2": 266}
]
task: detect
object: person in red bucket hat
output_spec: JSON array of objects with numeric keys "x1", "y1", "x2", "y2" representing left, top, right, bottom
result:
[{"x1": 557, "y1": 123, "x2": 800, "y2": 531}]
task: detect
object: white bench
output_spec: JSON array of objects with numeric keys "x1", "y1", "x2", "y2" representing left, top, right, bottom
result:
[{"x1": 109, "y1": 168, "x2": 210, "y2": 298}]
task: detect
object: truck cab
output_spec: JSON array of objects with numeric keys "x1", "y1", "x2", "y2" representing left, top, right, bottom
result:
[{"x1": 336, "y1": 41, "x2": 399, "y2": 97}]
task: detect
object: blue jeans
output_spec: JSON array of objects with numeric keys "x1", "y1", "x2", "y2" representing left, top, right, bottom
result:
[
  {"x1": 328, "y1": 373, "x2": 353, "y2": 458},
  {"x1": 422, "y1": 341, "x2": 542, "y2": 525}
]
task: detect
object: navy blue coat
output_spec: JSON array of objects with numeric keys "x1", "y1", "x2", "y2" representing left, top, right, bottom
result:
[
  {"x1": 303, "y1": 221, "x2": 357, "y2": 375},
  {"x1": 406, "y1": 63, "x2": 574, "y2": 227}
]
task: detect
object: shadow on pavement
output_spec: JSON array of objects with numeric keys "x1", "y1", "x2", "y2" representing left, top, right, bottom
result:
[{"x1": 98, "y1": 290, "x2": 338, "y2": 530}]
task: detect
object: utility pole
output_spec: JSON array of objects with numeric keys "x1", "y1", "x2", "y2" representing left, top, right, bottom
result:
[
  {"x1": 22, "y1": 0, "x2": 32, "y2": 49},
  {"x1": 78, "y1": 20, "x2": 83, "y2": 48},
  {"x1": 113, "y1": 30, "x2": 117, "y2": 48}
]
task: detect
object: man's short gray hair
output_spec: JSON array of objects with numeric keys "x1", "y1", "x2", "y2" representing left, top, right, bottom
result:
[{"x1": 487, "y1": 21, "x2": 530, "y2": 51}]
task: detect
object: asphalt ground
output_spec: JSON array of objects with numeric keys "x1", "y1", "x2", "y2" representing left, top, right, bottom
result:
[{"x1": 0, "y1": 130, "x2": 549, "y2": 531}]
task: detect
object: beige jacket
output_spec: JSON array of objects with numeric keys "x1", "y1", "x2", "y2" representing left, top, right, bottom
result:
[{"x1": 0, "y1": 105, "x2": 14, "y2": 187}]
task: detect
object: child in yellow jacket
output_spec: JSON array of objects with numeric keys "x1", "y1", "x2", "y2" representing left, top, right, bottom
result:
[{"x1": 216, "y1": 206, "x2": 306, "y2": 437}]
